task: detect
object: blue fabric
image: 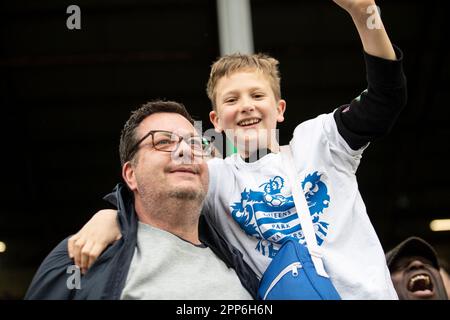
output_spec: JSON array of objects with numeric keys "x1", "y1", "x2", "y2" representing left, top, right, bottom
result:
[{"x1": 258, "y1": 239, "x2": 341, "y2": 300}]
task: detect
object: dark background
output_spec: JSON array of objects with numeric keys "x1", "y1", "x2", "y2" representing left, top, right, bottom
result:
[{"x1": 0, "y1": 0, "x2": 449, "y2": 299}]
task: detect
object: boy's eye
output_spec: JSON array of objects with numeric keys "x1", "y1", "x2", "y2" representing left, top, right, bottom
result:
[
  {"x1": 224, "y1": 97, "x2": 237, "y2": 103},
  {"x1": 253, "y1": 93, "x2": 265, "y2": 99}
]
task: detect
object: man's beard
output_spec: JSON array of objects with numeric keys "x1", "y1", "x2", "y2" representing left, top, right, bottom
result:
[
  {"x1": 136, "y1": 175, "x2": 205, "y2": 208},
  {"x1": 167, "y1": 187, "x2": 204, "y2": 201}
]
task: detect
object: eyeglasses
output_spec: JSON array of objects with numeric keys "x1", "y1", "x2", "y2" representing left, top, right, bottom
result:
[{"x1": 129, "y1": 130, "x2": 211, "y2": 158}]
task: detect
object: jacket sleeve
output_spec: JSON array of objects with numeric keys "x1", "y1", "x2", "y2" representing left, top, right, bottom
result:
[
  {"x1": 24, "y1": 238, "x2": 77, "y2": 300},
  {"x1": 333, "y1": 45, "x2": 407, "y2": 150}
]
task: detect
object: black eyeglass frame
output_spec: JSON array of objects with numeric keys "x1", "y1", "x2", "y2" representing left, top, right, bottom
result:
[{"x1": 128, "y1": 130, "x2": 211, "y2": 161}]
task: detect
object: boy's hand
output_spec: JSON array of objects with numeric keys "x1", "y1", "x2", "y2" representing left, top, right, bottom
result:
[
  {"x1": 68, "y1": 209, "x2": 121, "y2": 274},
  {"x1": 333, "y1": 0, "x2": 396, "y2": 60},
  {"x1": 333, "y1": 0, "x2": 376, "y2": 15}
]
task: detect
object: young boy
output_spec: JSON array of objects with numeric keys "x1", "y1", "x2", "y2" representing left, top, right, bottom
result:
[{"x1": 69, "y1": 0, "x2": 407, "y2": 299}]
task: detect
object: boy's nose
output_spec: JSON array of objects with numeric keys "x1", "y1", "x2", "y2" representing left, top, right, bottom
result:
[{"x1": 240, "y1": 98, "x2": 255, "y2": 113}]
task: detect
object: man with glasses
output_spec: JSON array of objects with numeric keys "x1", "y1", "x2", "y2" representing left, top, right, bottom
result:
[{"x1": 25, "y1": 100, "x2": 258, "y2": 300}]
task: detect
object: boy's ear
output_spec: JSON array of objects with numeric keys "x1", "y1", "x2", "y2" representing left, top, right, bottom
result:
[
  {"x1": 276, "y1": 99, "x2": 287, "y2": 123},
  {"x1": 209, "y1": 110, "x2": 223, "y2": 133},
  {"x1": 122, "y1": 161, "x2": 138, "y2": 191}
]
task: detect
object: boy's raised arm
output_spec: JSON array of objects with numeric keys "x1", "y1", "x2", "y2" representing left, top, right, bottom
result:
[
  {"x1": 334, "y1": 0, "x2": 396, "y2": 60},
  {"x1": 331, "y1": 0, "x2": 407, "y2": 150}
]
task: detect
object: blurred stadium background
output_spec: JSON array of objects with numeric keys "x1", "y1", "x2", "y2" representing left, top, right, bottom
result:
[{"x1": 0, "y1": 0, "x2": 449, "y2": 299}]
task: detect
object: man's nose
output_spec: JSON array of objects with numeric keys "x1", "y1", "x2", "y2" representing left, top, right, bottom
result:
[
  {"x1": 172, "y1": 139, "x2": 194, "y2": 163},
  {"x1": 407, "y1": 259, "x2": 426, "y2": 271}
]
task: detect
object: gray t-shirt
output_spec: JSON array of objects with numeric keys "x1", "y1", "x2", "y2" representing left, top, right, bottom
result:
[{"x1": 120, "y1": 222, "x2": 253, "y2": 300}]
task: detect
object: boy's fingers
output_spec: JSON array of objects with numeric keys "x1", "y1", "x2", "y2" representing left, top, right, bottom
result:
[
  {"x1": 67, "y1": 235, "x2": 77, "y2": 259},
  {"x1": 72, "y1": 237, "x2": 85, "y2": 269},
  {"x1": 87, "y1": 243, "x2": 104, "y2": 269},
  {"x1": 80, "y1": 240, "x2": 94, "y2": 273}
]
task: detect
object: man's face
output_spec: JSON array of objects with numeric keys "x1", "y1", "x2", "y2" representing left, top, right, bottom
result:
[
  {"x1": 125, "y1": 112, "x2": 209, "y2": 205},
  {"x1": 209, "y1": 70, "x2": 286, "y2": 156},
  {"x1": 390, "y1": 256, "x2": 448, "y2": 300},
  {"x1": 440, "y1": 268, "x2": 450, "y2": 299}
]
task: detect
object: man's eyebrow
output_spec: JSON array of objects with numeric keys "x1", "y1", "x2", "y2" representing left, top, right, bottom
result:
[{"x1": 176, "y1": 131, "x2": 200, "y2": 139}]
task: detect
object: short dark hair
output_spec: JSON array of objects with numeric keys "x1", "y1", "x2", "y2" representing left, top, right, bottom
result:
[{"x1": 119, "y1": 100, "x2": 194, "y2": 166}]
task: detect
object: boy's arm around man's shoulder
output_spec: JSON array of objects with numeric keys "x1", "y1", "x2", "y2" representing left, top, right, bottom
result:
[{"x1": 24, "y1": 238, "x2": 76, "y2": 300}]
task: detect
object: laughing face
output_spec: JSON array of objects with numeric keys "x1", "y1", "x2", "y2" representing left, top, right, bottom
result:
[{"x1": 390, "y1": 256, "x2": 448, "y2": 300}]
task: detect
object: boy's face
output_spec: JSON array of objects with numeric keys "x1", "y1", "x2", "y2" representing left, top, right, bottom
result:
[{"x1": 209, "y1": 70, "x2": 286, "y2": 156}]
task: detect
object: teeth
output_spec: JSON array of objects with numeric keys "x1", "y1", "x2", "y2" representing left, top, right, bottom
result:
[
  {"x1": 408, "y1": 274, "x2": 432, "y2": 292},
  {"x1": 238, "y1": 118, "x2": 260, "y2": 126}
]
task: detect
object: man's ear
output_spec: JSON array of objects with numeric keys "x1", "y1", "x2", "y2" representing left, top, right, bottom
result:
[
  {"x1": 209, "y1": 110, "x2": 223, "y2": 133},
  {"x1": 122, "y1": 161, "x2": 138, "y2": 191},
  {"x1": 276, "y1": 99, "x2": 287, "y2": 123}
]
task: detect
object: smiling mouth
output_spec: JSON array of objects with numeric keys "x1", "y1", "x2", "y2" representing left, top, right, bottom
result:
[
  {"x1": 237, "y1": 118, "x2": 261, "y2": 127},
  {"x1": 173, "y1": 170, "x2": 195, "y2": 174},
  {"x1": 169, "y1": 166, "x2": 198, "y2": 175},
  {"x1": 171, "y1": 169, "x2": 197, "y2": 175},
  {"x1": 407, "y1": 273, "x2": 434, "y2": 296}
]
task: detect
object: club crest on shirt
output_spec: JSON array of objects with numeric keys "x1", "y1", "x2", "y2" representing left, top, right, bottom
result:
[{"x1": 230, "y1": 172, "x2": 330, "y2": 258}]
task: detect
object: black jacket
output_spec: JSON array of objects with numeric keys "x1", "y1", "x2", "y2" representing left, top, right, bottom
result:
[{"x1": 25, "y1": 183, "x2": 259, "y2": 299}]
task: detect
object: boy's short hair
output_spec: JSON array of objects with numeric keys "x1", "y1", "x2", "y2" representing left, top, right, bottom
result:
[{"x1": 206, "y1": 53, "x2": 281, "y2": 109}]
